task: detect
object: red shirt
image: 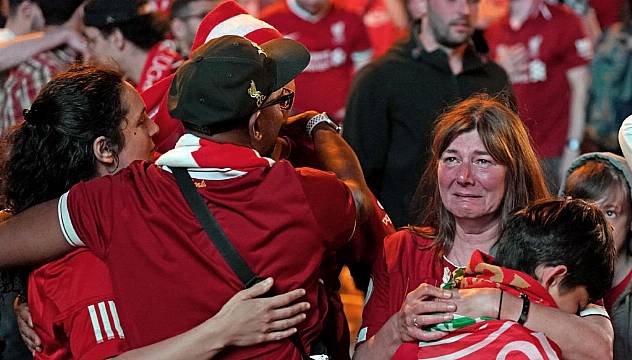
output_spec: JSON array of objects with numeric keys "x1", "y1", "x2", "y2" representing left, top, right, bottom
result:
[
  {"x1": 58, "y1": 144, "x2": 356, "y2": 358},
  {"x1": 357, "y1": 230, "x2": 456, "y2": 343},
  {"x1": 29, "y1": 248, "x2": 125, "y2": 359},
  {"x1": 485, "y1": 4, "x2": 591, "y2": 157},
  {"x1": 262, "y1": 0, "x2": 372, "y2": 122},
  {"x1": 604, "y1": 268, "x2": 632, "y2": 311},
  {"x1": 137, "y1": 40, "x2": 183, "y2": 92}
]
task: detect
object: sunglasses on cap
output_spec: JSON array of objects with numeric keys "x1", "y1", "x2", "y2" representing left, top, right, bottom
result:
[{"x1": 259, "y1": 88, "x2": 294, "y2": 111}]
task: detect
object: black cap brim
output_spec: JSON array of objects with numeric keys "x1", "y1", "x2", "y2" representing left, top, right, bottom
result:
[{"x1": 260, "y1": 38, "x2": 310, "y2": 92}]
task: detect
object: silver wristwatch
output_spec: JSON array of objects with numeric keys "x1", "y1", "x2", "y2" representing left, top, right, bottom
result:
[{"x1": 306, "y1": 112, "x2": 341, "y2": 137}]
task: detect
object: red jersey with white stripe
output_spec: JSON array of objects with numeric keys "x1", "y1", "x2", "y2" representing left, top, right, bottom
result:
[
  {"x1": 262, "y1": 0, "x2": 372, "y2": 122},
  {"x1": 392, "y1": 321, "x2": 561, "y2": 359},
  {"x1": 28, "y1": 248, "x2": 125, "y2": 359},
  {"x1": 58, "y1": 137, "x2": 356, "y2": 358},
  {"x1": 137, "y1": 39, "x2": 183, "y2": 92}
]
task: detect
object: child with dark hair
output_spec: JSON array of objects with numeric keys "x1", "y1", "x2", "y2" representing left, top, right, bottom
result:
[
  {"x1": 561, "y1": 152, "x2": 632, "y2": 359},
  {"x1": 391, "y1": 198, "x2": 615, "y2": 359}
]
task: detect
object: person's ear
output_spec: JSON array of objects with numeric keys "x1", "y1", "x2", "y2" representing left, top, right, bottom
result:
[
  {"x1": 170, "y1": 19, "x2": 186, "y2": 42},
  {"x1": 109, "y1": 28, "x2": 125, "y2": 50},
  {"x1": 535, "y1": 264, "x2": 568, "y2": 291},
  {"x1": 248, "y1": 110, "x2": 263, "y2": 143},
  {"x1": 93, "y1": 136, "x2": 117, "y2": 175}
]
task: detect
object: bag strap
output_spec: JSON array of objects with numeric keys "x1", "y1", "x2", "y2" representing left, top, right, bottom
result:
[{"x1": 170, "y1": 167, "x2": 311, "y2": 359}]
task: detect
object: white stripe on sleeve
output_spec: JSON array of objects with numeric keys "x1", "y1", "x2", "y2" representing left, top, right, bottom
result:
[
  {"x1": 109, "y1": 301, "x2": 125, "y2": 338},
  {"x1": 88, "y1": 304, "x2": 104, "y2": 343},
  {"x1": 98, "y1": 301, "x2": 115, "y2": 340},
  {"x1": 58, "y1": 192, "x2": 85, "y2": 246}
]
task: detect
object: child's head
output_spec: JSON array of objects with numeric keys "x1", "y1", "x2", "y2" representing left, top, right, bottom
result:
[
  {"x1": 494, "y1": 198, "x2": 615, "y2": 314},
  {"x1": 562, "y1": 152, "x2": 632, "y2": 256}
]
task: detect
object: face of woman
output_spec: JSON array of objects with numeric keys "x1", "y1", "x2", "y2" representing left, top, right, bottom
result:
[
  {"x1": 595, "y1": 184, "x2": 632, "y2": 254},
  {"x1": 438, "y1": 130, "x2": 507, "y2": 222}
]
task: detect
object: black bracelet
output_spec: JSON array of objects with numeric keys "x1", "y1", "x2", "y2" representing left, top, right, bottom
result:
[
  {"x1": 517, "y1": 293, "x2": 530, "y2": 325},
  {"x1": 497, "y1": 290, "x2": 504, "y2": 320}
]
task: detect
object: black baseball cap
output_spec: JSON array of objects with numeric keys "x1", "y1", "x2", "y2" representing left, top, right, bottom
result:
[
  {"x1": 84, "y1": 0, "x2": 151, "y2": 27},
  {"x1": 167, "y1": 35, "x2": 310, "y2": 133}
]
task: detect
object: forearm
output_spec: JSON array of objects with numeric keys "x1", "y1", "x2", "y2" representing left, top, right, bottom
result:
[
  {"x1": 353, "y1": 316, "x2": 403, "y2": 360},
  {"x1": 0, "y1": 30, "x2": 68, "y2": 72},
  {"x1": 566, "y1": 65, "x2": 590, "y2": 141},
  {"x1": 501, "y1": 294, "x2": 613, "y2": 359},
  {"x1": 312, "y1": 125, "x2": 372, "y2": 222},
  {"x1": 113, "y1": 318, "x2": 228, "y2": 360}
]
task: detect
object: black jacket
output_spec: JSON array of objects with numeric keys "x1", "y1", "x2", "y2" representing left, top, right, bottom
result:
[{"x1": 343, "y1": 27, "x2": 513, "y2": 226}]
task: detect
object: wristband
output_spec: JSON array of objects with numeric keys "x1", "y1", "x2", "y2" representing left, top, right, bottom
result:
[
  {"x1": 306, "y1": 112, "x2": 341, "y2": 137},
  {"x1": 517, "y1": 293, "x2": 530, "y2": 325}
]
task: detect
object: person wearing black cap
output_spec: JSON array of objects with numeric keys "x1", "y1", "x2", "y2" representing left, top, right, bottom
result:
[
  {"x1": 83, "y1": 0, "x2": 183, "y2": 91},
  {"x1": 0, "y1": 34, "x2": 374, "y2": 359}
]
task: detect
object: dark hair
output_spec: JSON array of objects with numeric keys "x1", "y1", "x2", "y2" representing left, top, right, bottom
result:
[
  {"x1": 0, "y1": 64, "x2": 127, "y2": 214},
  {"x1": 170, "y1": 0, "x2": 205, "y2": 19},
  {"x1": 495, "y1": 198, "x2": 615, "y2": 301},
  {"x1": 563, "y1": 159, "x2": 632, "y2": 254},
  {"x1": 409, "y1": 93, "x2": 549, "y2": 258},
  {"x1": 9, "y1": 0, "x2": 83, "y2": 25},
  {"x1": 94, "y1": 12, "x2": 170, "y2": 50}
]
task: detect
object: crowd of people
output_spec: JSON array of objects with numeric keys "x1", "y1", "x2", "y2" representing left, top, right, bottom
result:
[{"x1": 0, "y1": 0, "x2": 631, "y2": 359}]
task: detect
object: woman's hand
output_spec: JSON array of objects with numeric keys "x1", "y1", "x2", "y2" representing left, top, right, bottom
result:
[
  {"x1": 210, "y1": 277, "x2": 310, "y2": 347},
  {"x1": 448, "y1": 287, "x2": 501, "y2": 320},
  {"x1": 13, "y1": 295, "x2": 41, "y2": 353},
  {"x1": 397, "y1": 283, "x2": 456, "y2": 342}
]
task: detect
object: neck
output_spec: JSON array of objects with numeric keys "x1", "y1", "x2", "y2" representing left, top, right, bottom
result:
[
  {"x1": 453, "y1": 216, "x2": 501, "y2": 249},
  {"x1": 121, "y1": 45, "x2": 150, "y2": 85},
  {"x1": 419, "y1": 21, "x2": 468, "y2": 74},
  {"x1": 509, "y1": 0, "x2": 536, "y2": 29},
  {"x1": 613, "y1": 252, "x2": 632, "y2": 288},
  {"x1": 5, "y1": 17, "x2": 32, "y2": 36}
]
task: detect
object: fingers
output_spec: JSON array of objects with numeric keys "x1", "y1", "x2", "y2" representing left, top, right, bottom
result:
[
  {"x1": 267, "y1": 312, "x2": 308, "y2": 332},
  {"x1": 264, "y1": 288, "x2": 307, "y2": 308},
  {"x1": 270, "y1": 301, "x2": 310, "y2": 321},
  {"x1": 258, "y1": 327, "x2": 298, "y2": 343},
  {"x1": 411, "y1": 313, "x2": 454, "y2": 329},
  {"x1": 408, "y1": 327, "x2": 449, "y2": 342},
  {"x1": 15, "y1": 311, "x2": 41, "y2": 353},
  {"x1": 409, "y1": 298, "x2": 456, "y2": 315},
  {"x1": 239, "y1": 277, "x2": 275, "y2": 299},
  {"x1": 408, "y1": 283, "x2": 452, "y2": 301}
]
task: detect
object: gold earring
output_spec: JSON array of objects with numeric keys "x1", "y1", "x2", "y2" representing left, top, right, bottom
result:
[{"x1": 254, "y1": 131, "x2": 262, "y2": 140}]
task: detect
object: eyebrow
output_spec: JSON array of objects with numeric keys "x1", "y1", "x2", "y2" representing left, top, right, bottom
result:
[{"x1": 443, "y1": 149, "x2": 491, "y2": 156}]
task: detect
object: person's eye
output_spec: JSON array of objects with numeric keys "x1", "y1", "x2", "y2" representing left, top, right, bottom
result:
[
  {"x1": 475, "y1": 158, "x2": 493, "y2": 166},
  {"x1": 442, "y1": 156, "x2": 458, "y2": 164},
  {"x1": 605, "y1": 210, "x2": 617, "y2": 218}
]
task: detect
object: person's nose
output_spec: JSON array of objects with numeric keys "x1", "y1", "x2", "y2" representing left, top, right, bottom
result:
[
  {"x1": 456, "y1": 163, "x2": 474, "y2": 185},
  {"x1": 149, "y1": 119, "x2": 159, "y2": 137}
]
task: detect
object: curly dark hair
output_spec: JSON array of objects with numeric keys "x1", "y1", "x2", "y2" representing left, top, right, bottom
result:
[{"x1": 0, "y1": 64, "x2": 128, "y2": 295}]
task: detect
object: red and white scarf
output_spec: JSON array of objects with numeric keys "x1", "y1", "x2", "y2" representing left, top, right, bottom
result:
[
  {"x1": 138, "y1": 40, "x2": 183, "y2": 92},
  {"x1": 155, "y1": 134, "x2": 274, "y2": 180}
]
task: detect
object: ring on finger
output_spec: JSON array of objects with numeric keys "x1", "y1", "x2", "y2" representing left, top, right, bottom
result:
[{"x1": 413, "y1": 317, "x2": 419, "y2": 328}]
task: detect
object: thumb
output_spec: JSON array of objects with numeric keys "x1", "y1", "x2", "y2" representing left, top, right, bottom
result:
[{"x1": 241, "y1": 277, "x2": 274, "y2": 299}]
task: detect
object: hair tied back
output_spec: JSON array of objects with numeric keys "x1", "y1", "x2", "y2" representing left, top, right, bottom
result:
[{"x1": 22, "y1": 108, "x2": 39, "y2": 126}]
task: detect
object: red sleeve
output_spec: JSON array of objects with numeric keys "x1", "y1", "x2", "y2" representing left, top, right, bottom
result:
[
  {"x1": 348, "y1": 12, "x2": 372, "y2": 54},
  {"x1": 357, "y1": 238, "x2": 392, "y2": 344},
  {"x1": 60, "y1": 165, "x2": 141, "y2": 259},
  {"x1": 296, "y1": 167, "x2": 357, "y2": 250},
  {"x1": 560, "y1": 9, "x2": 592, "y2": 69},
  {"x1": 29, "y1": 249, "x2": 126, "y2": 360}
]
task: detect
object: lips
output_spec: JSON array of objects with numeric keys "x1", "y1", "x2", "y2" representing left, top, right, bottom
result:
[{"x1": 453, "y1": 192, "x2": 481, "y2": 198}]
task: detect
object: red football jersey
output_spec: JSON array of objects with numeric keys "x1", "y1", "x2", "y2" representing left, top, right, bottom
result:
[
  {"x1": 262, "y1": 0, "x2": 372, "y2": 122},
  {"x1": 485, "y1": 3, "x2": 591, "y2": 157},
  {"x1": 29, "y1": 248, "x2": 125, "y2": 359},
  {"x1": 59, "y1": 141, "x2": 356, "y2": 359}
]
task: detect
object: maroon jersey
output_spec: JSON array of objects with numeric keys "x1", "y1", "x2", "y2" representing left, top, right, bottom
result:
[{"x1": 59, "y1": 136, "x2": 356, "y2": 359}]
